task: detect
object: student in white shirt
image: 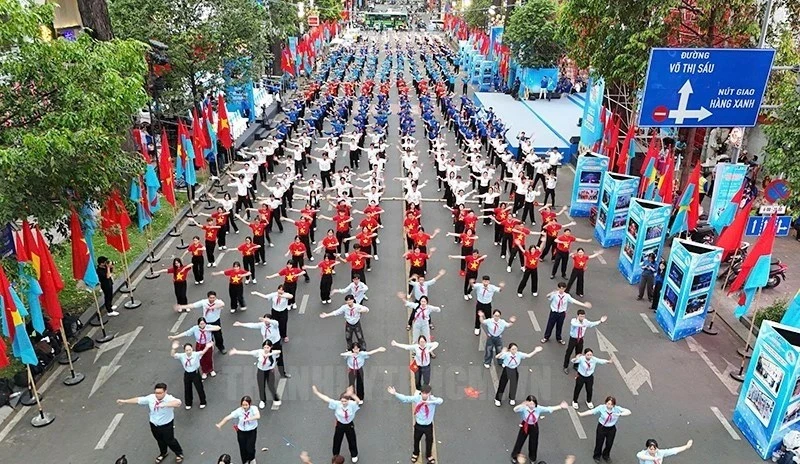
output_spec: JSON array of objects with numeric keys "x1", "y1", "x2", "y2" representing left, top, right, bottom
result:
[
  {"x1": 215, "y1": 395, "x2": 261, "y2": 464},
  {"x1": 547, "y1": 147, "x2": 563, "y2": 174},
  {"x1": 570, "y1": 348, "x2": 611, "y2": 409},
  {"x1": 544, "y1": 173, "x2": 558, "y2": 207},
  {"x1": 229, "y1": 340, "x2": 282, "y2": 409},
  {"x1": 494, "y1": 343, "x2": 543, "y2": 406},
  {"x1": 320, "y1": 294, "x2": 370, "y2": 349},
  {"x1": 168, "y1": 318, "x2": 221, "y2": 378},
  {"x1": 511, "y1": 395, "x2": 569, "y2": 463},
  {"x1": 340, "y1": 342, "x2": 386, "y2": 401},
  {"x1": 636, "y1": 438, "x2": 693, "y2": 463},
  {"x1": 116, "y1": 382, "x2": 184, "y2": 463},
  {"x1": 578, "y1": 395, "x2": 632, "y2": 462},
  {"x1": 170, "y1": 340, "x2": 211, "y2": 409},
  {"x1": 311, "y1": 384, "x2": 362, "y2": 462},
  {"x1": 392, "y1": 336, "x2": 439, "y2": 391}
]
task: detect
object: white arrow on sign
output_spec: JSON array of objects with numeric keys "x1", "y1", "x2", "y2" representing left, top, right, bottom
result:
[
  {"x1": 668, "y1": 80, "x2": 713, "y2": 124},
  {"x1": 686, "y1": 336, "x2": 740, "y2": 396},
  {"x1": 595, "y1": 329, "x2": 653, "y2": 396},
  {"x1": 90, "y1": 326, "x2": 143, "y2": 398}
]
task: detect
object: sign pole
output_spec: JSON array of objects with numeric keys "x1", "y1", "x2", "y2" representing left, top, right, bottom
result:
[
  {"x1": 27, "y1": 366, "x2": 54, "y2": 427},
  {"x1": 59, "y1": 321, "x2": 85, "y2": 386}
]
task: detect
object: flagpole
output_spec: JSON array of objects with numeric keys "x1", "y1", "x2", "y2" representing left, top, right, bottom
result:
[
  {"x1": 91, "y1": 288, "x2": 115, "y2": 343},
  {"x1": 731, "y1": 287, "x2": 763, "y2": 382},
  {"x1": 720, "y1": 245, "x2": 743, "y2": 292},
  {"x1": 120, "y1": 248, "x2": 142, "y2": 310},
  {"x1": 145, "y1": 225, "x2": 161, "y2": 280},
  {"x1": 58, "y1": 321, "x2": 85, "y2": 386},
  {"x1": 26, "y1": 366, "x2": 55, "y2": 427}
]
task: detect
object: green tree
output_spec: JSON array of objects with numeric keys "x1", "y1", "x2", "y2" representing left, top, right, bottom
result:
[
  {"x1": 504, "y1": 0, "x2": 562, "y2": 69},
  {"x1": 315, "y1": 0, "x2": 343, "y2": 22},
  {"x1": 110, "y1": 0, "x2": 292, "y2": 114},
  {"x1": 463, "y1": 0, "x2": 491, "y2": 29},
  {"x1": 0, "y1": 0, "x2": 148, "y2": 226}
]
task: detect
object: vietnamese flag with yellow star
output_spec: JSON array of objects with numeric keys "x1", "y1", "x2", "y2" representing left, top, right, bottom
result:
[
  {"x1": 70, "y1": 209, "x2": 99, "y2": 288},
  {"x1": 217, "y1": 93, "x2": 232, "y2": 150},
  {"x1": 159, "y1": 128, "x2": 177, "y2": 207}
]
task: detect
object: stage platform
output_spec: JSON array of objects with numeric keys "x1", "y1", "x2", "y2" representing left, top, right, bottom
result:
[{"x1": 473, "y1": 92, "x2": 582, "y2": 161}]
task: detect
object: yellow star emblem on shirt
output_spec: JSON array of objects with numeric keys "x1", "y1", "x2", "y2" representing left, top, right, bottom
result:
[
  {"x1": 413, "y1": 259, "x2": 422, "y2": 267},
  {"x1": 231, "y1": 275, "x2": 242, "y2": 284},
  {"x1": 469, "y1": 263, "x2": 479, "y2": 270},
  {"x1": 206, "y1": 231, "x2": 214, "y2": 239},
  {"x1": 354, "y1": 259, "x2": 362, "y2": 267},
  {"x1": 176, "y1": 272, "x2": 185, "y2": 280},
  {"x1": 528, "y1": 259, "x2": 537, "y2": 266}
]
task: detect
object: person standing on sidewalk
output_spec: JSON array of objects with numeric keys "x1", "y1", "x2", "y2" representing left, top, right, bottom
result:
[
  {"x1": 387, "y1": 385, "x2": 443, "y2": 464},
  {"x1": 510, "y1": 396, "x2": 569, "y2": 464},
  {"x1": 96, "y1": 256, "x2": 119, "y2": 316},
  {"x1": 341, "y1": 343, "x2": 386, "y2": 402},
  {"x1": 563, "y1": 309, "x2": 607, "y2": 373},
  {"x1": 570, "y1": 348, "x2": 612, "y2": 410},
  {"x1": 320, "y1": 294, "x2": 370, "y2": 350},
  {"x1": 169, "y1": 318, "x2": 221, "y2": 379},
  {"x1": 478, "y1": 309, "x2": 516, "y2": 368},
  {"x1": 637, "y1": 253, "x2": 657, "y2": 301},
  {"x1": 494, "y1": 344, "x2": 543, "y2": 407},
  {"x1": 311, "y1": 385, "x2": 361, "y2": 463},
  {"x1": 170, "y1": 340, "x2": 211, "y2": 409},
  {"x1": 116, "y1": 383, "x2": 184, "y2": 463},
  {"x1": 176, "y1": 291, "x2": 226, "y2": 354},
  {"x1": 578, "y1": 396, "x2": 631, "y2": 463},
  {"x1": 651, "y1": 261, "x2": 666, "y2": 311},
  {"x1": 229, "y1": 341, "x2": 282, "y2": 410},
  {"x1": 215, "y1": 396, "x2": 261, "y2": 464},
  {"x1": 541, "y1": 282, "x2": 592, "y2": 345}
]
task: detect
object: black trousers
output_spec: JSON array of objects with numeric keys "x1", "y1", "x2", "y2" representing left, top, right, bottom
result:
[
  {"x1": 253, "y1": 235, "x2": 267, "y2": 263},
  {"x1": 272, "y1": 307, "x2": 289, "y2": 339},
  {"x1": 551, "y1": 250, "x2": 569, "y2": 278},
  {"x1": 501, "y1": 233, "x2": 513, "y2": 257},
  {"x1": 566, "y1": 268, "x2": 585, "y2": 295},
  {"x1": 511, "y1": 423, "x2": 539, "y2": 461},
  {"x1": 345, "y1": 321, "x2": 366, "y2": 350},
  {"x1": 101, "y1": 280, "x2": 114, "y2": 312},
  {"x1": 226, "y1": 210, "x2": 239, "y2": 233},
  {"x1": 183, "y1": 370, "x2": 206, "y2": 407},
  {"x1": 517, "y1": 268, "x2": 538, "y2": 294},
  {"x1": 475, "y1": 301, "x2": 491, "y2": 329},
  {"x1": 573, "y1": 373, "x2": 594, "y2": 403},
  {"x1": 256, "y1": 368, "x2": 279, "y2": 402},
  {"x1": 236, "y1": 428, "x2": 257, "y2": 463},
  {"x1": 651, "y1": 282, "x2": 663, "y2": 310},
  {"x1": 299, "y1": 234, "x2": 313, "y2": 259},
  {"x1": 593, "y1": 424, "x2": 617, "y2": 459},
  {"x1": 205, "y1": 240, "x2": 216, "y2": 264},
  {"x1": 333, "y1": 421, "x2": 358, "y2": 458},
  {"x1": 191, "y1": 255, "x2": 204, "y2": 282},
  {"x1": 508, "y1": 247, "x2": 524, "y2": 268},
  {"x1": 540, "y1": 236, "x2": 556, "y2": 259},
  {"x1": 463, "y1": 270, "x2": 477, "y2": 296},
  {"x1": 243, "y1": 256, "x2": 256, "y2": 278},
  {"x1": 521, "y1": 201, "x2": 536, "y2": 224},
  {"x1": 229, "y1": 283, "x2": 245, "y2": 310},
  {"x1": 320, "y1": 274, "x2": 333, "y2": 301},
  {"x1": 544, "y1": 311, "x2": 566, "y2": 341},
  {"x1": 348, "y1": 368, "x2": 364, "y2": 399},
  {"x1": 174, "y1": 281, "x2": 188, "y2": 305},
  {"x1": 150, "y1": 420, "x2": 183, "y2": 457},
  {"x1": 336, "y1": 231, "x2": 351, "y2": 254},
  {"x1": 414, "y1": 364, "x2": 431, "y2": 391},
  {"x1": 207, "y1": 318, "x2": 225, "y2": 351},
  {"x1": 563, "y1": 336, "x2": 584, "y2": 369},
  {"x1": 544, "y1": 188, "x2": 555, "y2": 206},
  {"x1": 495, "y1": 366, "x2": 519, "y2": 401},
  {"x1": 284, "y1": 281, "x2": 298, "y2": 307},
  {"x1": 413, "y1": 423, "x2": 434, "y2": 458},
  {"x1": 351, "y1": 268, "x2": 366, "y2": 284}
]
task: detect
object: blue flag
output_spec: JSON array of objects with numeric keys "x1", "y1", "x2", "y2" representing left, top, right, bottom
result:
[
  {"x1": 781, "y1": 290, "x2": 800, "y2": 328},
  {"x1": 181, "y1": 134, "x2": 197, "y2": 186},
  {"x1": 130, "y1": 179, "x2": 151, "y2": 231},
  {"x1": 25, "y1": 275, "x2": 45, "y2": 333},
  {"x1": 205, "y1": 119, "x2": 217, "y2": 163},
  {"x1": 0, "y1": 289, "x2": 39, "y2": 366},
  {"x1": 669, "y1": 184, "x2": 694, "y2": 236},
  {"x1": 145, "y1": 165, "x2": 161, "y2": 214}
]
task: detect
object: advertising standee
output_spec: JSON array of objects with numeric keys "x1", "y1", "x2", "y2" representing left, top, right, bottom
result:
[{"x1": 618, "y1": 198, "x2": 671, "y2": 285}]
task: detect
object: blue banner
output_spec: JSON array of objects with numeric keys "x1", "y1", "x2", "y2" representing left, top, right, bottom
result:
[
  {"x1": 580, "y1": 77, "x2": 605, "y2": 151},
  {"x1": 288, "y1": 37, "x2": 299, "y2": 76},
  {"x1": 618, "y1": 198, "x2": 671, "y2": 284},
  {"x1": 709, "y1": 163, "x2": 748, "y2": 232},
  {"x1": 569, "y1": 153, "x2": 609, "y2": 217},
  {"x1": 594, "y1": 173, "x2": 639, "y2": 247},
  {"x1": 518, "y1": 67, "x2": 558, "y2": 100},
  {"x1": 655, "y1": 239, "x2": 722, "y2": 341},
  {"x1": 781, "y1": 291, "x2": 800, "y2": 328},
  {"x1": 734, "y1": 321, "x2": 800, "y2": 460},
  {"x1": 488, "y1": 26, "x2": 503, "y2": 61}
]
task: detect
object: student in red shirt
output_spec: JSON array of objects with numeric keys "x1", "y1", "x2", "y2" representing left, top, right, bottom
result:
[
  {"x1": 447, "y1": 228, "x2": 479, "y2": 275},
  {"x1": 181, "y1": 236, "x2": 206, "y2": 284},
  {"x1": 237, "y1": 213, "x2": 271, "y2": 265},
  {"x1": 483, "y1": 202, "x2": 512, "y2": 245},
  {"x1": 494, "y1": 214, "x2": 521, "y2": 260},
  {"x1": 443, "y1": 204, "x2": 465, "y2": 243},
  {"x1": 551, "y1": 229, "x2": 591, "y2": 280},
  {"x1": 538, "y1": 205, "x2": 568, "y2": 228},
  {"x1": 540, "y1": 216, "x2": 576, "y2": 260},
  {"x1": 153, "y1": 258, "x2": 193, "y2": 305},
  {"x1": 192, "y1": 217, "x2": 221, "y2": 267},
  {"x1": 286, "y1": 236, "x2": 312, "y2": 282},
  {"x1": 565, "y1": 248, "x2": 604, "y2": 297},
  {"x1": 408, "y1": 226, "x2": 440, "y2": 254},
  {"x1": 508, "y1": 225, "x2": 543, "y2": 272},
  {"x1": 304, "y1": 252, "x2": 340, "y2": 304},
  {"x1": 314, "y1": 229, "x2": 340, "y2": 256},
  {"x1": 281, "y1": 214, "x2": 314, "y2": 260},
  {"x1": 319, "y1": 210, "x2": 353, "y2": 254},
  {"x1": 339, "y1": 244, "x2": 371, "y2": 283},
  {"x1": 404, "y1": 246, "x2": 437, "y2": 278},
  {"x1": 517, "y1": 244, "x2": 543, "y2": 297},
  {"x1": 403, "y1": 209, "x2": 421, "y2": 250},
  {"x1": 448, "y1": 249, "x2": 488, "y2": 298},
  {"x1": 356, "y1": 212, "x2": 381, "y2": 257},
  {"x1": 211, "y1": 261, "x2": 250, "y2": 312},
  {"x1": 345, "y1": 226, "x2": 379, "y2": 271},
  {"x1": 237, "y1": 237, "x2": 261, "y2": 284},
  {"x1": 200, "y1": 206, "x2": 230, "y2": 250},
  {"x1": 266, "y1": 261, "x2": 307, "y2": 312},
  {"x1": 289, "y1": 202, "x2": 320, "y2": 243}
]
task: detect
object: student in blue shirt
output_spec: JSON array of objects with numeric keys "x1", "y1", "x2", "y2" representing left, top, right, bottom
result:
[
  {"x1": 116, "y1": 382, "x2": 184, "y2": 463},
  {"x1": 651, "y1": 260, "x2": 666, "y2": 311},
  {"x1": 636, "y1": 438, "x2": 693, "y2": 463},
  {"x1": 215, "y1": 395, "x2": 261, "y2": 464},
  {"x1": 312, "y1": 384, "x2": 361, "y2": 462},
  {"x1": 578, "y1": 395, "x2": 632, "y2": 462},
  {"x1": 570, "y1": 348, "x2": 611, "y2": 409},
  {"x1": 510, "y1": 395, "x2": 569, "y2": 463},
  {"x1": 340, "y1": 342, "x2": 386, "y2": 401},
  {"x1": 387, "y1": 385, "x2": 443, "y2": 464}
]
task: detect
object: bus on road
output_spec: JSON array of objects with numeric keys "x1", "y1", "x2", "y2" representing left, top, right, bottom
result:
[{"x1": 363, "y1": 11, "x2": 409, "y2": 30}]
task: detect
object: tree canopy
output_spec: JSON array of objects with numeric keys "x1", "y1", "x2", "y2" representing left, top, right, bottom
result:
[
  {"x1": 315, "y1": 0, "x2": 343, "y2": 22},
  {"x1": 463, "y1": 0, "x2": 492, "y2": 29},
  {"x1": 0, "y1": 0, "x2": 148, "y2": 226},
  {"x1": 504, "y1": 0, "x2": 563, "y2": 69}
]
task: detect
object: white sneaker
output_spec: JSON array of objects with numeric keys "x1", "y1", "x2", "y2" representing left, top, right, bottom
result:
[
  {"x1": 517, "y1": 293, "x2": 523, "y2": 298},
  {"x1": 310, "y1": 257, "x2": 315, "y2": 261},
  {"x1": 376, "y1": 238, "x2": 381, "y2": 244},
  {"x1": 532, "y1": 292, "x2": 538, "y2": 297},
  {"x1": 358, "y1": 400, "x2": 364, "y2": 405},
  {"x1": 185, "y1": 405, "x2": 192, "y2": 410},
  {"x1": 474, "y1": 328, "x2": 480, "y2": 336},
  {"x1": 572, "y1": 402, "x2": 579, "y2": 410},
  {"x1": 111, "y1": 305, "x2": 118, "y2": 310},
  {"x1": 506, "y1": 266, "x2": 511, "y2": 273},
  {"x1": 468, "y1": 294, "x2": 473, "y2": 300},
  {"x1": 107, "y1": 311, "x2": 120, "y2": 317},
  {"x1": 373, "y1": 255, "x2": 379, "y2": 260},
  {"x1": 207, "y1": 263, "x2": 212, "y2": 268},
  {"x1": 509, "y1": 400, "x2": 516, "y2": 405},
  {"x1": 352, "y1": 457, "x2": 359, "y2": 463},
  {"x1": 212, "y1": 261, "x2": 218, "y2": 267},
  {"x1": 326, "y1": 300, "x2": 331, "y2": 304},
  {"x1": 587, "y1": 401, "x2": 594, "y2": 409},
  {"x1": 201, "y1": 373, "x2": 207, "y2": 380},
  {"x1": 273, "y1": 400, "x2": 282, "y2": 407},
  {"x1": 494, "y1": 399, "x2": 501, "y2": 407},
  {"x1": 230, "y1": 309, "x2": 236, "y2": 314},
  {"x1": 240, "y1": 306, "x2": 247, "y2": 311},
  {"x1": 292, "y1": 303, "x2": 297, "y2": 309},
  {"x1": 363, "y1": 296, "x2": 369, "y2": 301},
  {"x1": 194, "y1": 281, "x2": 200, "y2": 285},
  {"x1": 210, "y1": 371, "x2": 217, "y2": 377},
  {"x1": 464, "y1": 295, "x2": 469, "y2": 300},
  {"x1": 484, "y1": 363, "x2": 490, "y2": 368},
  {"x1": 199, "y1": 404, "x2": 206, "y2": 409},
  {"x1": 494, "y1": 242, "x2": 499, "y2": 246},
  {"x1": 199, "y1": 280, "x2": 204, "y2": 284},
  {"x1": 258, "y1": 401, "x2": 266, "y2": 409},
  {"x1": 269, "y1": 243, "x2": 274, "y2": 247},
  {"x1": 251, "y1": 279, "x2": 257, "y2": 284}
]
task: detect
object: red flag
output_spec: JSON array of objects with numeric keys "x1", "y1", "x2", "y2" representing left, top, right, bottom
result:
[
  {"x1": 35, "y1": 226, "x2": 64, "y2": 330},
  {"x1": 715, "y1": 199, "x2": 753, "y2": 258},
  {"x1": 281, "y1": 47, "x2": 295, "y2": 76},
  {"x1": 640, "y1": 133, "x2": 659, "y2": 175},
  {"x1": 687, "y1": 163, "x2": 702, "y2": 229},
  {"x1": 728, "y1": 215, "x2": 778, "y2": 294},
  {"x1": 607, "y1": 116, "x2": 620, "y2": 169},
  {"x1": 0, "y1": 267, "x2": 17, "y2": 340},
  {"x1": 192, "y1": 109, "x2": 208, "y2": 169},
  {"x1": 616, "y1": 124, "x2": 635, "y2": 174},
  {"x1": 14, "y1": 231, "x2": 29, "y2": 263},
  {"x1": 0, "y1": 338, "x2": 8, "y2": 369},
  {"x1": 658, "y1": 154, "x2": 675, "y2": 205},
  {"x1": 22, "y1": 220, "x2": 42, "y2": 278},
  {"x1": 101, "y1": 190, "x2": 131, "y2": 253},
  {"x1": 159, "y1": 129, "x2": 176, "y2": 207},
  {"x1": 217, "y1": 94, "x2": 232, "y2": 150},
  {"x1": 69, "y1": 210, "x2": 92, "y2": 281}
]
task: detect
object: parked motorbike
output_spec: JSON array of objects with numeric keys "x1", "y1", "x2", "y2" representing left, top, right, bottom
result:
[
  {"x1": 717, "y1": 242, "x2": 751, "y2": 280},
  {"x1": 722, "y1": 257, "x2": 788, "y2": 289}
]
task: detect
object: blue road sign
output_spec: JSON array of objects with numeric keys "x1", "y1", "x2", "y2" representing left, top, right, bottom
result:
[
  {"x1": 639, "y1": 48, "x2": 775, "y2": 128},
  {"x1": 745, "y1": 215, "x2": 792, "y2": 237}
]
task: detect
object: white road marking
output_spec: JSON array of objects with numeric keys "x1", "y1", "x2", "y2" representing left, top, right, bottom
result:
[
  {"x1": 567, "y1": 406, "x2": 588, "y2": 439},
  {"x1": 686, "y1": 336, "x2": 740, "y2": 396},
  {"x1": 595, "y1": 330, "x2": 653, "y2": 395},
  {"x1": 215, "y1": 251, "x2": 226, "y2": 264},
  {"x1": 272, "y1": 378, "x2": 288, "y2": 410},
  {"x1": 90, "y1": 327, "x2": 143, "y2": 397},
  {"x1": 95, "y1": 413, "x2": 124, "y2": 449},
  {"x1": 170, "y1": 312, "x2": 188, "y2": 333},
  {"x1": 0, "y1": 364, "x2": 67, "y2": 443},
  {"x1": 639, "y1": 313, "x2": 659, "y2": 333},
  {"x1": 527, "y1": 310, "x2": 541, "y2": 332},
  {"x1": 568, "y1": 165, "x2": 576, "y2": 174},
  {"x1": 298, "y1": 294, "x2": 309, "y2": 315},
  {"x1": 596, "y1": 254, "x2": 607, "y2": 265},
  {"x1": 710, "y1": 406, "x2": 741, "y2": 440}
]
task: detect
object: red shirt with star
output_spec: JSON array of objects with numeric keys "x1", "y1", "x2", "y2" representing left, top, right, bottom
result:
[
  {"x1": 167, "y1": 264, "x2": 193, "y2": 282},
  {"x1": 295, "y1": 218, "x2": 312, "y2": 237},
  {"x1": 502, "y1": 217, "x2": 520, "y2": 234},
  {"x1": 556, "y1": 234, "x2": 576, "y2": 253},
  {"x1": 523, "y1": 249, "x2": 542, "y2": 270},
  {"x1": 279, "y1": 266, "x2": 304, "y2": 283},
  {"x1": 465, "y1": 255, "x2": 483, "y2": 273},
  {"x1": 346, "y1": 253, "x2": 368, "y2": 270},
  {"x1": 359, "y1": 216, "x2": 379, "y2": 233},
  {"x1": 572, "y1": 255, "x2": 590, "y2": 270},
  {"x1": 223, "y1": 268, "x2": 248, "y2": 285},
  {"x1": 188, "y1": 242, "x2": 204, "y2": 257},
  {"x1": 322, "y1": 235, "x2": 339, "y2": 251},
  {"x1": 541, "y1": 210, "x2": 556, "y2": 224},
  {"x1": 544, "y1": 222, "x2": 562, "y2": 238},
  {"x1": 410, "y1": 231, "x2": 432, "y2": 248},
  {"x1": 257, "y1": 207, "x2": 273, "y2": 222},
  {"x1": 333, "y1": 213, "x2": 351, "y2": 232},
  {"x1": 494, "y1": 207, "x2": 509, "y2": 223},
  {"x1": 403, "y1": 217, "x2": 420, "y2": 236},
  {"x1": 301, "y1": 207, "x2": 317, "y2": 219},
  {"x1": 211, "y1": 211, "x2": 228, "y2": 226},
  {"x1": 364, "y1": 205, "x2": 383, "y2": 217},
  {"x1": 459, "y1": 233, "x2": 476, "y2": 248},
  {"x1": 289, "y1": 242, "x2": 306, "y2": 257},
  {"x1": 513, "y1": 227, "x2": 531, "y2": 247},
  {"x1": 249, "y1": 220, "x2": 267, "y2": 237},
  {"x1": 319, "y1": 259, "x2": 336, "y2": 275},
  {"x1": 463, "y1": 214, "x2": 478, "y2": 231},
  {"x1": 356, "y1": 231, "x2": 374, "y2": 247},
  {"x1": 201, "y1": 225, "x2": 220, "y2": 242},
  {"x1": 238, "y1": 243, "x2": 259, "y2": 257},
  {"x1": 406, "y1": 252, "x2": 429, "y2": 268}
]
